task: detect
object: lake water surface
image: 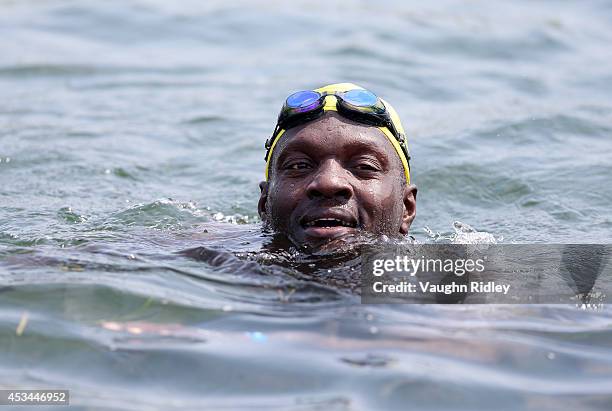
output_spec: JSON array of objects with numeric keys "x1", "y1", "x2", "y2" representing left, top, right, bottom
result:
[{"x1": 1, "y1": 1, "x2": 612, "y2": 410}]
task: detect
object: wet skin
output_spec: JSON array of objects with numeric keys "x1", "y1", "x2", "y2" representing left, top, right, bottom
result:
[{"x1": 258, "y1": 112, "x2": 417, "y2": 249}]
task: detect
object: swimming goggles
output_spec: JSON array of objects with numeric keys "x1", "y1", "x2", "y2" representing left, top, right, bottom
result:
[{"x1": 265, "y1": 89, "x2": 410, "y2": 166}]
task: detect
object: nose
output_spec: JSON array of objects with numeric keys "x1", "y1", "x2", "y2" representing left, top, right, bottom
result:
[{"x1": 306, "y1": 159, "x2": 354, "y2": 201}]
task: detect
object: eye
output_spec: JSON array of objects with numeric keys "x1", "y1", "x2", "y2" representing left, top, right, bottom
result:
[
  {"x1": 355, "y1": 163, "x2": 379, "y2": 171},
  {"x1": 349, "y1": 157, "x2": 384, "y2": 178},
  {"x1": 284, "y1": 161, "x2": 312, "y2": 170},
  {"x1": 353, "y1": 159, "x2": 382, "y2": 172}
]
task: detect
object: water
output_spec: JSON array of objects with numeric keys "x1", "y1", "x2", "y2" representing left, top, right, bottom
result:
[{"x1": 1, "y1": 0, "x2": 612, "y2": 409}]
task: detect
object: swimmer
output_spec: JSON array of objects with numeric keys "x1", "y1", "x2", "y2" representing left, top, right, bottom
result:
[{"x1": 258, "y1": 83, "x2": 417, "y2": 250}]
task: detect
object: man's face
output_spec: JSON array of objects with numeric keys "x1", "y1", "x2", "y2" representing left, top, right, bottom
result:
[{"x1": 259, "y1": 112, "x2": 416, "y2": 249}]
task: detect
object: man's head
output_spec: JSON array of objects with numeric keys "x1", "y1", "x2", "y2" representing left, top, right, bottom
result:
[{"x1": 258, "y1": 83, "x2": 417, "y2": 248}]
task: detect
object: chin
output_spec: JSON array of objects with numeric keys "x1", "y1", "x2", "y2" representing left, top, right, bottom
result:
[{"x1": 290, "y1": 228, "x2": 368, "y2": 252}]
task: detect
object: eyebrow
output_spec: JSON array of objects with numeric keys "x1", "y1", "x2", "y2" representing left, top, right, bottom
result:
[{"x1": 344, "y1": 140, "x2": 391, "y2": 164}]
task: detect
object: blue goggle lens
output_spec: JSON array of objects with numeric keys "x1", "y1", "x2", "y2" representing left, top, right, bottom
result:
[
  {"x1": 286, "y1": 90, "x2": 321, "y2": 111},
  {"x1": 342, "y1": 89, "x2": 378, "y2": 107}
]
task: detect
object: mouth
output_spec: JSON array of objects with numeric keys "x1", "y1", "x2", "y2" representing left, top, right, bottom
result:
[
  {"x1": 303, "y1": 218, "x2": 357, "y2": 228},
  {"x1": 299, "y1": 211, "x2": 359, "y2": 239}
]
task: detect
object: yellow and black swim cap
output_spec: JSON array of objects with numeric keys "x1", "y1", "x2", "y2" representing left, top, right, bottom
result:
[{"x1": 265, "y1": 83, "x2": 411, "y2": 184}]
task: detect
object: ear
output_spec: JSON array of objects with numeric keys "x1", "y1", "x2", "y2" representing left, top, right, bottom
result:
[
  {"x1": 258, "y1": 181, "x2": 269, "y2": 221},
  {"x1": 399, "y1": 184, "x2": 417, "y2": 235}
]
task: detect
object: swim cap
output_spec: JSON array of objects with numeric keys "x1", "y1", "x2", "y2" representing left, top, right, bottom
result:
[{"x1": 265, "y1": 83, "x2": 411, "y2": 184}]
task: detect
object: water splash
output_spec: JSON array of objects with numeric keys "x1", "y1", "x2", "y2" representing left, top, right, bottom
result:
[{"x1": 424, "y1": 221, "x2": 501, "y2": 244}]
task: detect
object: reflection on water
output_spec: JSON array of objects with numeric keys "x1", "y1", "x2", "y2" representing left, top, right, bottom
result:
[
  {"x1": 3, "y1": 209, "x2": 612, "y2": 410},
  {"x1": 2, "y1": 0, "x2": 612, "y2": 409}
]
